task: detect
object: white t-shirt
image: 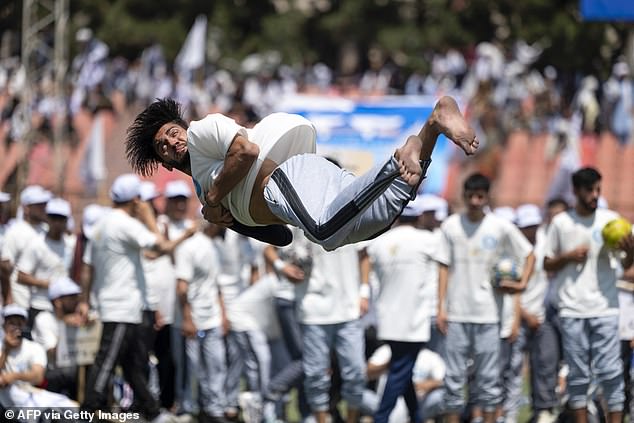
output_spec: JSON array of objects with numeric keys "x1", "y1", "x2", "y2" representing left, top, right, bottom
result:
[
  {"x1": 158, "y1": 216, "x2": 192, "y2": 328},
  {"x1": 436, "y1": 213, "x2": 533, "y2": 324},
  {"x1": 175, "y1": 232, "x2": 222, "y2": 331},
  {"x1": 85, "y1": 209, "x2": 157, "y2": 324},
  {"x1": 366, "y1": 225, "x2": 438, "y2": 342},
  {"x1": 274, "y1": 226, "x2": 313, "y2": 301},
  {"x1": 296, "y1": 243, "x2": 362, "y2": 325},
  {"x1": 1, "y1": 221, "x2": 47, "y2": 309},
  {"x1": 520, "y1": 225, "x2": 549, "y2": 323},
  {"x1": 214, "y1": 230, "x2": 256, "y2": 306},
  {"x1": 0, "y1": 338, "x2": 48, "y2": 407},
  {"x1": 421, "y1": 229, "x2": 442, "y2": 318},
  {"x1": 545, "y1": 208, "x2": 623, "y2": 318},
  {"x1": 229, "y1": 274, "x2": 281, "y2": 339},
  {"x1": 187, "y1": 113, "x2": 316, "y2": 226},
  {"x1": 17, "y1": 236, "x2": 71, "y2": 312},
  {"x1": 618, "y1": 281, "x2": 634, "y2": 340},
  {"x1": 32, "y1": 310, "x2": 59, "y2": 352}
]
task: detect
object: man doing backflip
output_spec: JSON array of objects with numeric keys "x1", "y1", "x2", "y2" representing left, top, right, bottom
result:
[{"x1": 125, "y1": 96, "x2": 477, "y2": 250}]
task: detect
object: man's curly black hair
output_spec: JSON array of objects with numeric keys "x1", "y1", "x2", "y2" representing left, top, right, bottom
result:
[{"x1": 125, "y1": 98, "x2": 187, "y2": 176}]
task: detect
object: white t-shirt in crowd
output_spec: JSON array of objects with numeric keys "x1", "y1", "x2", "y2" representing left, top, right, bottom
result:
[
  {"x1": 187, "y1": 113, "x2": 316, "y2": 226},
  {"x1": 421, "y1": 228, "x2": 442, "y2": 318},
  {"x1": 520, "y1": 225, "x2": 549, "y2": 323},
  {"x1": 32, "y1": 310, "x2": 59, "y2": 352},
  {"x1": 229, "y1": 274, "x2": 281, "y2": 339},
  {"x1": 17, "y1": 236, "x2": 71, "y2": 312},
  {"x1": 0, "y1": 338, "x2": 48, "y2": 406},
  {"x1": 85, "y1": 209, "x2": 157, "y2": 324},
  {"x1": 175, "y1": 232, "x2": 222, "y2": 331},
  {"x1": 366, "y1": 225, "x2": 438, "y2": 343},
  {"x1": 214, "y1": 230, "x2": 256, "y2": 306},
  {"x1": 436, "y1": 213, "x2": 533, "y2": 324},
  {"x1": 545, "y1": 208, "x2": 622, "y2": 318},
  {"x1": 274, "y1": 226, "x2": 313, "y2": 301},
  {"x1": 1, "y1": 221, "x2": 47, "y2": 309},
  {"x1": 296, "y1": 243, "x2": 362, "y2": 325},
  {"x1": 618, "y1": 281, "x2": 634, "y2": 341},
  {"x1": 158, "y1": 215, "x2": 192, "y2": 328}
]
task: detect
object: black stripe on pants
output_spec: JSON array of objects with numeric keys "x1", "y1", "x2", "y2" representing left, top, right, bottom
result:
[{"x1": 82, "y1": 322, "x2": 160, "y2": 419}]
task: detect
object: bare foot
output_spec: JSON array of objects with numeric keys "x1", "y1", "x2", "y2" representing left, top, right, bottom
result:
[
  {"x1": 431, "y1": 96, "x2": 478, "y2": 155},
  {"x1": 394, "y1": 135, "x2": 424, "y2": 187}
]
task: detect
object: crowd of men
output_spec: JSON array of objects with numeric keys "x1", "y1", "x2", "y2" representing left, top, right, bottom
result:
[{"x1": 0, "y1": 161, "x2": 632, "y2": 423}]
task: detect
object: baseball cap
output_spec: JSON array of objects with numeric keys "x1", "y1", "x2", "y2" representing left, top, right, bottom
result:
[
  {"x1": 48, "y1": 276, "x2": 82, "y2": 300},
  {"x1": 493, "y1": 206, "x2": 517, "y2": 224},
  {"x1": 140, "y1": 181, "x2": 161, "y2": 202},
  {"x1": 82, "y1": 204, "x2": 109, "y2": 239},
  {"x1": 21, "y1": 185, "x2": 52, "y2": 206},
  {"x1": 402, "y1": 196, "x2": 425, "y2": 217},
  {"x1": 0, "y1": 192, "x2": 10, "y2": 203},
  {"x1": 418, "y1": 194, "x2": 449, "y2": 221},
  {"x1": 516, "y1": 204, "x2": 542, "y2": 228},
  {"x1": 3, "y1": 304, "x2": 28, "y2": 320},
  {"x1": 46, "y1": 198, "x2": 72, "y2": 218},
  {"x1": 75, "y1": 28, "x2": 93, "y2": 43},
  {"x1": 110, "y1": 174, "x2": 141, "y2": 203},
  {"x1": 165, "y1": 180, "x2": 192, "y2": 199}
]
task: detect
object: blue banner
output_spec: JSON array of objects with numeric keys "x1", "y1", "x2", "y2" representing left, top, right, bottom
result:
[
  {"x1": 275, "y1": 94, "x2": 457, "y2": 194},
  {"x1": 581, "y1": 0, "x2": 634, "y2": 21}
]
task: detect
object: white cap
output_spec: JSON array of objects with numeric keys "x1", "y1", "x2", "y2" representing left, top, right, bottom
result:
[
  {"x1": 3, "y1": 304, "x2": 28, "y2": 319},
  {"x1": 48, "y1": 276, "x2": 82, "y2": 300},
  {"x1": 140, "y1": 181, "x2": 161, "y2": 202},
  {"x1": 165, "y1": 180, "x2": 192, "y2": 199},
  {"x1": 418, "y1": 194, "x2": 449, "y2": 221},
  {"x1": 516, "y1": 204, "x2": 542, "y2": 228},
  {"x1": 46, "y1": 198, "x2": 72, "y2": 218},
  {"x1": 82, "y1": 204, "x2": 108, "y2": 239},
  {"x1": 0, "y1": 192, "x2": 10, "y2": 203},
  {"x1": 402, "y1": 196, "x2": 425, "y2": 217},
  {"x1": 614, "y1": 61, "x2": 629, "y2": 77},
  {"x1": 110, "y1": 174, "x2": 141, "y2": 203},
  {"x1": 75, "y1": 28, "x2": 93, "y2": 42},
  {"x1": 493, "y1": 206, "x2": 517, "y2": 224},
  {"x1": 20, "y1": 185, "x2": 52, "y2": 206}
]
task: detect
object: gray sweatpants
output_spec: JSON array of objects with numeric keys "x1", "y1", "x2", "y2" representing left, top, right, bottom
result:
[
  {"x1": 264, "y1": 154, "x2": 423, "y2": 251},
  {"x1": 444, "y1": 322, "x2": 501, "y2": 412},
  {"x1": 561, "y1": 316, "x2": 625, "y2": 412}
]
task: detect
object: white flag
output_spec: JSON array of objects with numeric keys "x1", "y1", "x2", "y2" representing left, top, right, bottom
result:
[
  {"x1": 80, "y1": 113, "x2": 107, "y2": 192},
  {"x1": 175, "y1": 15, "x2": 207, "y2": 77}
]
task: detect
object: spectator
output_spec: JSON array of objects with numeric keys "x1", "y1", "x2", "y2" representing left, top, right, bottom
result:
[
  {"x1": 0, "y1": 304, "x2": 75, "y2": 408},
  {"x1": 296, "y1": 238, "x2": 367, "y2": 423},
  {"x1": 140, "y1": 181, "x2": 177, "y2": 411},
  {"x1": 1, "y1": 186, "x2": 52, "y2": 311},
  {"x1": 31, "y1": 275, "x2": 84, "y2": 399},
  {"x1": 80, "y1": 174, "x2": 194, "y2": 422},
  {"x1": 364, "y1": 197, "x2": 439, "y2": 423},
  {"x1": 175, "y1": 222, "x2": 229, "y2": 423},
  {"x1": 436, "y1": 173, "x2": 535, "y2": 423},
  {"x1": 544, "y1": 167, "x2": 634, "y2": 421}
]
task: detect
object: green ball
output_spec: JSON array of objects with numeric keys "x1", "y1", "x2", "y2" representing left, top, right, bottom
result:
[{"x1": 602, "y1": 217, "x2": 632, "y2": 249}]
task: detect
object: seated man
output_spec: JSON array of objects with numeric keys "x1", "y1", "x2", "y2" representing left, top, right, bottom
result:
[
  {"x1": 125, "y1": 96, "x2": 477, "y2": 250},
  {"x1": 32, "y1": 276, "x2": 85, "y2": 399},
  {"x1": 0, "y1": 304, "x2": 75, "y2": 408}
]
